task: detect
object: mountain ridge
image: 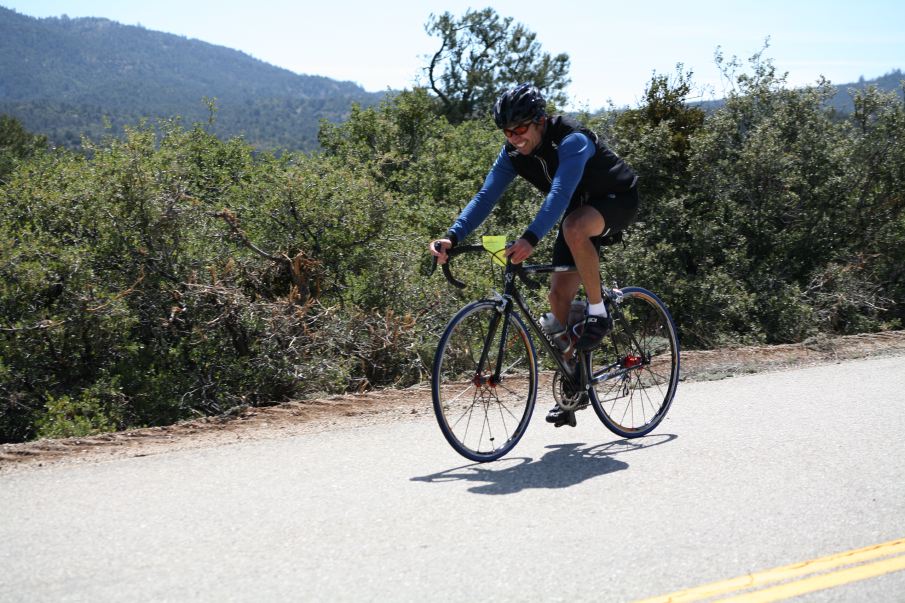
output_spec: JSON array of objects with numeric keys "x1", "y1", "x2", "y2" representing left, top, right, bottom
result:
[
  {"x1": 0, "y1": 6, "x2": 385, "y2": 151},
  {"x1": 688, "y1": 68, "x2": 904, "y2": 114}
]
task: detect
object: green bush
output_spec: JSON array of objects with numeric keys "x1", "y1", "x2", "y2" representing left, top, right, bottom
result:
[
  {"x1": 1, "y1": 59, "x2": 903, "y2": 442},
  {"x1": 35, "y1": 378, "x2": 123, "y2": 439}
]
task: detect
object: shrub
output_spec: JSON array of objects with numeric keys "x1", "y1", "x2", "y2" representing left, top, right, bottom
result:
[{"x1": 2, "y1": 64, "x2": 903, "y2": 442}]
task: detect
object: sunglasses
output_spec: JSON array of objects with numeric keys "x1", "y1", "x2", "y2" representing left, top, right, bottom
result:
[{"x1": 502, "y1": 122, "x2": 533, "y2": 137}]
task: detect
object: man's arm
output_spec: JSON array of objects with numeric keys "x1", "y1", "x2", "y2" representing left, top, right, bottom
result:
[
  {"x1": 445, "y1": 147, "x2": 517, "y2": 245},
  {"x1": 520, "y1": 132, "x2": 595, "y2": 246}
]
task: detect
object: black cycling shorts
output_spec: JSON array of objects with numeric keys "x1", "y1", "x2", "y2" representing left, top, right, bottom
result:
[{"x1": 551, "y1": 185, "x2": 640, "y2": 266}]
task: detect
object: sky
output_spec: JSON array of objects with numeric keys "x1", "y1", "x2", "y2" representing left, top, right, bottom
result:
[{"x1": 3, "y1": 0, "x2": 904, "y2": 109}]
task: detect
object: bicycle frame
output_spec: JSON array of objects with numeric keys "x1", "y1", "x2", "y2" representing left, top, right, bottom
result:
[
  {"x1": 433, "y1": 244, "x2": 651, "y2": 392},
  {"x1": 506, "y1": 263, "x2": 651, "y2": 388},
  {"x1": 494, "y1": 263, "x2": 581, "y2": 384}
]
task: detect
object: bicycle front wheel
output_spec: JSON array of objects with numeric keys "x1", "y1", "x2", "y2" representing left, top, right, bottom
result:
[
  {"x1": 584, "y1": 287, "x2": 680, "y2": 438},
  {"x1": 431, "y1": 300, "x2": 537, "y2": 462}
]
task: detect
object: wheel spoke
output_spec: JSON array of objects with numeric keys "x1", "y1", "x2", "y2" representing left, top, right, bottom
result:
[
  {"x1": 445, "y1": 382, "x2": 477, "y2": 404},
  {"x1": 497, "y1": 398, "x2": 512, "y2": 441},
  {"x1": 447, "y1": 397, "x2": 477, "y2": 430}
]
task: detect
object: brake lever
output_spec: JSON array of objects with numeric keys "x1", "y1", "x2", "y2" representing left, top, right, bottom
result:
[
  {"x1": 430, "y1": 242, "x2": 467, "y2": 289},
  {"x1": 427, "y1": 241, "x2": 443, "y2": 277}
]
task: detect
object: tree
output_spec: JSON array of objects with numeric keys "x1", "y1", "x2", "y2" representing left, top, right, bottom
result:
[
  {"x1": 424, "y1": 8, "x2": 570, "y2": 124},
  {"x1": 612, "y1": 66, "x2": 705, "y2": 200},
  {"x1": 0, "y1": 114, "x2": 47, "y2": 183}
]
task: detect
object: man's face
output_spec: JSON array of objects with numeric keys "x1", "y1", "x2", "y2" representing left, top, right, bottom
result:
[{"x1": 504, "y1": 117, "x2": 545, "y2": 155}]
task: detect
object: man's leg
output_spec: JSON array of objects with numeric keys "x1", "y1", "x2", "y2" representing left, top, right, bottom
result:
[
  {"x1": 546, "y1": 270, "x2": 583, "y2": 428},
  {"x1": 561, "y1": 206, "x2": 605, "y2": 305},
  {"x1": 562, "y1": 207, "x2": 613, "y2": 350},
  {"x1": 549, "y1": 272, "x2": 582, "y2": 327},
  {"x1": 545, "y1": 240, "x2": 584, "y2": 429}
]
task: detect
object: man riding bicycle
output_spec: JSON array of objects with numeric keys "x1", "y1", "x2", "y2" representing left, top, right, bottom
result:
[{"x1": 429, "y1": 83, "x2": 640, "y2": 427}]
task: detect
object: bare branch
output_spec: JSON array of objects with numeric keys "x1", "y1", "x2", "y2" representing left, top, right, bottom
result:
[{"x1": 212, "y1": 210, "x2": 288, "y2": 266}]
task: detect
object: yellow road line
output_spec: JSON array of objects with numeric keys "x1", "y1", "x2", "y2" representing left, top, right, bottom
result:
[
  {"x1": 718, "y1": 554, "x2": 905, "y2": 602},
  {"x1": 635, "y1": 537, "x2": 905, "y2": 603}
]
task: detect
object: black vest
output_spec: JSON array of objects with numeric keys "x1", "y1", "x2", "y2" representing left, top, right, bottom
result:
[{"x1": 504, "y1": 116, "x2": 637, "y2": 202}]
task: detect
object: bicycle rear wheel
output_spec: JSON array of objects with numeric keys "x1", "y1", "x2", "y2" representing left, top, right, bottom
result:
[
  {"x1": 584, "y1": 287, "x2": 679, "y2": 438},
  {"x1": 432, "y1": 300, "x2": 537, "y2": 462}
]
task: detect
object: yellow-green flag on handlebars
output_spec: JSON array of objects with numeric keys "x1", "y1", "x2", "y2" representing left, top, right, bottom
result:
[{"x1": 482, "y1": 235, "x2": 506, "y2": 267}]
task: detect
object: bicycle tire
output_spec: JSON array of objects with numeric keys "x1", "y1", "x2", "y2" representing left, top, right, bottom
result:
[
  {"x1": 432, "y1": 300, "x2": 538, "y2": 462},
  {"x1": 584, "y1": 287, "x2": 680, "y2": 438}
]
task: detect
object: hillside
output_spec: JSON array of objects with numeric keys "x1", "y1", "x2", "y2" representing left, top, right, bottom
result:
[
  {"x1": 827, "y1": 69, "x2": 904, "y2": 112},
  {"x1": 690, "y1": 69, "x2": 903, "y2": 114},
  {"x1": 0, "y1": 6, "x2": 385, "y2": 151},
  {"x1": 3, "y1": 7, "x2": 900, "y2": 151}
]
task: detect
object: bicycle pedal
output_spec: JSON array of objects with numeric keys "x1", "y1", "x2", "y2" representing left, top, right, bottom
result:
[{"x1": 553, "y1": 411, "x2": 577, "y2": 428}]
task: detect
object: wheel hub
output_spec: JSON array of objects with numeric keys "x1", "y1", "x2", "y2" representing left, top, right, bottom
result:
[
  {"x1": 472, "y1": 373, "x2": 501, "y2": 387},
  {"x1": 623, "y1": 355, "x2": 642, "y2": 369}
]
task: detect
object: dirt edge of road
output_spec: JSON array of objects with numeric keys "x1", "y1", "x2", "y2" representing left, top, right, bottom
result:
[{"x1": 3, "y1": 330, "x2": 905, "y2": 473}]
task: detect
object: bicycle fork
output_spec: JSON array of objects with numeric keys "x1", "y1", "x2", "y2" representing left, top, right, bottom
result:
[{"x1": 471, "y1": 297, "x2": 511, "y2": 388}]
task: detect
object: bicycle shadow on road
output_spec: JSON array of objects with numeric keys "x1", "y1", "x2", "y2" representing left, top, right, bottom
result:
[{"x1": 411, "y1": 434, "x2": 677, "y2": 495}]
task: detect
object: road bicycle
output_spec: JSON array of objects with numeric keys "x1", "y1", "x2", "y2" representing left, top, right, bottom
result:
[{"x1": 429, "y1": 240, "x2": 680, "y2": 462}]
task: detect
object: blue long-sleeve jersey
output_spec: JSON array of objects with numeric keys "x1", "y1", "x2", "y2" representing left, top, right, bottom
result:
[{"x1": 446, "y1": 132, "x2": 596, "y2": 246}]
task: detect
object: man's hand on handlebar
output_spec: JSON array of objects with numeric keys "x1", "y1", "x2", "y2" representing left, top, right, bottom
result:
[
  {"x1": 504, "y1": 238, "x2": 534, "y2": 264},
  {"x1": 429, "y1": 238, "x2": 453, "y2": 265}
]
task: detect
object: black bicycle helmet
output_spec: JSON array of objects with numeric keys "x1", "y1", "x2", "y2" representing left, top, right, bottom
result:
[{"x1": 492, "y1": 84, "x2": 546, "y2": 129}]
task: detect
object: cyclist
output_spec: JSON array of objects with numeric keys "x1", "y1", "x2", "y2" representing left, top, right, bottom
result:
[{"x1": 429, "y1": 83, "x2": 639, "y2": 427}]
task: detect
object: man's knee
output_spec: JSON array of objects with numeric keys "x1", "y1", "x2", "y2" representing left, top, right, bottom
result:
[
  {"x1": 561, "y1": 218, "x2": 580, "y2": 245},
  {"x1": 562, "y1": 211, "x2": 604, "y2": 245}
]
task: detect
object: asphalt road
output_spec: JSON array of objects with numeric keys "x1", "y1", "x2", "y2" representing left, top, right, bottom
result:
[{"x1": 2, "y1": 355, "x2": 905, "y2": 602}]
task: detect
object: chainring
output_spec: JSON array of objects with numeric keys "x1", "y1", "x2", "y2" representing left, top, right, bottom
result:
[{"x1": 552, "y1": 369, "x2": 588, "y2": 411}]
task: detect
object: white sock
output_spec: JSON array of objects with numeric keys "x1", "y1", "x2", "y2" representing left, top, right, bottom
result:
[{"x1": 587, "y1": 300, "x2": 608, "y2": 317}]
